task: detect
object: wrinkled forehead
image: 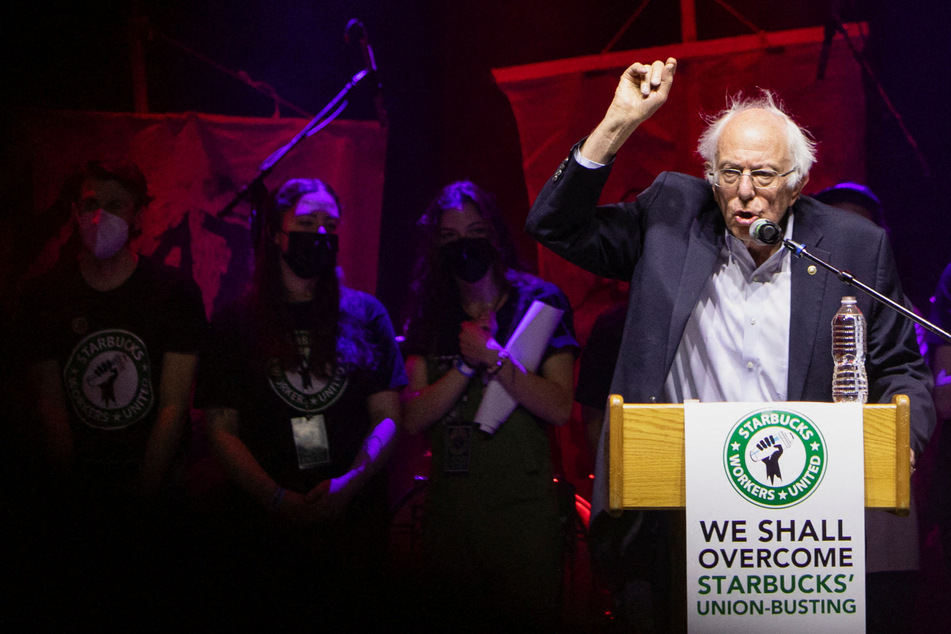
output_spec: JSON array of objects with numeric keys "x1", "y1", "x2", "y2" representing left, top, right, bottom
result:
[
  {"x1": 292, "y1": 190, "x2": 339, "y2": 217},
  {"x1": 716, "y1": 109, "x2": 790, "y2": 165}
]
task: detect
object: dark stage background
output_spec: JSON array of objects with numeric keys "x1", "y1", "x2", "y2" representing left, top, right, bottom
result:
[
  {"x1": 3, "y1": 1, "x2": 951, "y2": 627},
  {"x1": 4, "y1": 0, "x2": 951, "y2": 515},
  {"x1": 4, "y1": 0, "x2": 949, "y2": 315}
]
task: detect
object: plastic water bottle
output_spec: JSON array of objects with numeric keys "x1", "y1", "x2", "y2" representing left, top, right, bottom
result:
[{"x1": 831, "y1": 296, "x2": 868, "y2": 403}]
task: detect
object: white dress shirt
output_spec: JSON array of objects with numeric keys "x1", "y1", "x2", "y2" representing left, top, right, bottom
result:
[
  {"x1": 574, "y1": 146, "x2": 795, "y2": 402},
  {"x1": 664, "y1": 216, "x2": 794, "y2": 403}
]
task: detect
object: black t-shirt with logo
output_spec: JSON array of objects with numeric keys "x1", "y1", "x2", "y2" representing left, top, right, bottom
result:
[
  {"x1": 196, "y1": 287, "x2": 407, "y2": 495},
  {"x1": 24, "y1": 257, "x2": 207, "y2": 472}
]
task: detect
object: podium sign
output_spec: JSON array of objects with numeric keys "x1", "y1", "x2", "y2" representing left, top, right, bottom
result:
[{"x1": 685, "y1": 402, "x2": 866, "y2": 632}]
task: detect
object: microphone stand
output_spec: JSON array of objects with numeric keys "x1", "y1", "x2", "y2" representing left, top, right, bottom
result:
[
  {"x1": 216, "y1": 68, "x2": 372, "y2": 243},
  {"x1": 782, "y1": 238, "x2": 951, "y2": 344}
]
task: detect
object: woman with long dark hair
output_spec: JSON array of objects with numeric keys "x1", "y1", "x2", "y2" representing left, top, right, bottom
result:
[
  {"x1": 401, "y1": 180, "x2": 578, "y2": 629},
  {"x1": 197, "y1": 178, "x2": 406, "y2": 628}
]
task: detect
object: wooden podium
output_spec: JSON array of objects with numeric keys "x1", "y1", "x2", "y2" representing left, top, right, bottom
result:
[{"x1": 606, "y1": 394, "x2": 912, "y2": 514}]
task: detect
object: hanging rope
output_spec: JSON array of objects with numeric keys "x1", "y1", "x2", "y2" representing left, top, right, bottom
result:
[
  {"x1": 603, "y1": 0, "x2": 771, "y2": 54},
  {"x1": 601, "y1": 0, "x2": 654, "y2": 54},
  {"x1": 710, "y1": 0, "x2": 768, "y2": 39},
  {"x1": 149, "y1": 26, "x2": 314, "y2": 118}
]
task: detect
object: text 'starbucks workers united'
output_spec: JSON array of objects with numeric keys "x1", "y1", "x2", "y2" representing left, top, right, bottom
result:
[
  {"x1": 267, "y1": 328, "x2": 349, "y2": 413},
  {"x1": 268, "y1": 329, "x2": 350, "y2": 469},
  {"x1": 723, "y1": 409, "x2": 827, "y2": 509},
  {"x1": 64, "y1": 329, "x2": 154, "y2": 429}
]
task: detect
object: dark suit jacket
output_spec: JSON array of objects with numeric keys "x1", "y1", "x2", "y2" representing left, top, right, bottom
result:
[{"x1": 526, "y1": 149, "x2": 936, "y2": 454}]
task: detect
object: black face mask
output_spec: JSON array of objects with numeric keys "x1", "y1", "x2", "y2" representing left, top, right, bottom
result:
[
  {"x1": 439, "y1": 237, "x2": 496, "y2": 283},
  {"x1": 282, "y1": 231, "x2": 338, "y2": 279}
]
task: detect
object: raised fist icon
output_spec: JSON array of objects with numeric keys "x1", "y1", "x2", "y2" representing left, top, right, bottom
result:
[
  {"x1": 755, "y1": 435, "x2": 784, "y2": 484},
  {"x1": 88, "y1": 357, "x2": 121, "y2": 406}
]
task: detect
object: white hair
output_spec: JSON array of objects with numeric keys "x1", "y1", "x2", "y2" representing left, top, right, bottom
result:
[{"x1": 697, "y1": 90, "x2": 817, "y2": 190}]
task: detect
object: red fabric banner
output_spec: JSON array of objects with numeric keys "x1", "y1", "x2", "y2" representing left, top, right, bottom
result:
[
  {"x1": 13, "y1": 110, "x2": 387, "y2": 316},
  {"x1": 494, "y1": 24, "x2": 867, "y2": 344},
  {"x1": 494, "y1": 25, "x2": 867, "y2": 490}
]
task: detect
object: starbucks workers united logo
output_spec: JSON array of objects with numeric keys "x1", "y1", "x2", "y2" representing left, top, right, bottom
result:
[
  {"x1": 63, "y1": 329, "x2": 154, "y2": 430},
  {"x1": 267, "y1": 327, "x2": 349, "y2": 413},
  {"x1": 723, "y1": 409, "x2": 827, "y2": 509}
]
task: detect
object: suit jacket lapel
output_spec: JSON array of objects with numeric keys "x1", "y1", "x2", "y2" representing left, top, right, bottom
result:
[
  {"x1": 787, "y1": 208, "x2": 829, "y2": 400},
  {"x1": 665, "y1": 211, "x2": 723, "y2": 375}
]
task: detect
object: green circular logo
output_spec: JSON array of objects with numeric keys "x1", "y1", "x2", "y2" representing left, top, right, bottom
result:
[
  {"x1": 722, "y1": 409, "x2": 827, "y2": 509},
  {"x1": 267, "y1": 358, "x2": 349, "y2": 413},
  {"x1": 63, "y1": 329, "x2": 154, "y2": 430},
  {"x1": 267, "y1": 328, "x2": 349, "y2": 413}
]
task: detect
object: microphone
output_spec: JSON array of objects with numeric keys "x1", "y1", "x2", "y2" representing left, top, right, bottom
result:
[
  {"x1": 816, "y1": 19, "x2": 837, "y2": 80},
  {"x1": 750, "y1": 218, "x2": 783, "y2": 246},
  {"x1": 345, "y1": 19, "x2": 388, "y2": 128}
]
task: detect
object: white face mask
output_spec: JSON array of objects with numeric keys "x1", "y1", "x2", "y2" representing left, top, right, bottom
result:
[{"x1": 77, "y1": 209, "x2": 130, "y2": 259}]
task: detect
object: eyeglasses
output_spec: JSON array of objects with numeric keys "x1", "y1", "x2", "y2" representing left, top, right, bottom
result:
[{"x1": 713, "y1": 168, "x2": 796, "y2": 189}]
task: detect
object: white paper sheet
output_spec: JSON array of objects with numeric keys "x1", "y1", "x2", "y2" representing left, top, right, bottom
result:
[{"x1": 475, "y1": 300, "x2": 564, "y2": 433}]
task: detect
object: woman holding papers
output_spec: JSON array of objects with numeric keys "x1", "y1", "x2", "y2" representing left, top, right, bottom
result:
[{"x1": 401, "y1": 180, "x2": 578, "y2": 628}]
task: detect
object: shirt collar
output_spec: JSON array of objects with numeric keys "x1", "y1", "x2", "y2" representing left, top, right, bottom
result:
[{"x1": 724, "y1": 213, "x2": 795, "y2": 279}]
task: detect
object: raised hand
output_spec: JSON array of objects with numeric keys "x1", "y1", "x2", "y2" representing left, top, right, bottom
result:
[
  {"x1": 582, "y1": 57, "x2": 677, "y2": 163},
  {"x1": 613, "y1": 58, "x2": 677, "y2": 120}
]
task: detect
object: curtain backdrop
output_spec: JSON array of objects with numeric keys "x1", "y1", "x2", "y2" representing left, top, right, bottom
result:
[
  {"x1": 494, "y1": 24, "x2": 866, "y2": 345},
  {"x1": 494, "y1": 25, "x2": 866, "y2": 491},
  {"x1": 12, "y1": 110, "x2": 387, "y2": 316}
]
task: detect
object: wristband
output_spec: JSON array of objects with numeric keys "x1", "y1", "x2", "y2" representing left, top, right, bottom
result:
[
  {"x1": 485, "y1": 349, "x2": 510, "y2": 376},
  {"x1": 454, "y1": 357, "x2": 477, "y2": 378}
]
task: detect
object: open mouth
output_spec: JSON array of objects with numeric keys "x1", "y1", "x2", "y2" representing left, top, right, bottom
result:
[{"x1": 735, "y1": 210, "x2": 758, "y2": 225}]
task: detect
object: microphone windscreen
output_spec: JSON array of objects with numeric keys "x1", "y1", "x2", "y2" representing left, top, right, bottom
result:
[{"x1": 750, "y1": 218, "x2": 782, "y2": 246}]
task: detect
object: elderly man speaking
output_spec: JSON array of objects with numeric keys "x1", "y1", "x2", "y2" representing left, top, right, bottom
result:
[{"x1": 525, "y1": 58, "x2": 935, "y2": 630}]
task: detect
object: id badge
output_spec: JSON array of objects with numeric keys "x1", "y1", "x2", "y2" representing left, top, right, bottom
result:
[
  {"x1": 291, "y1": 414, "x2": 330, "y2": 469},
  {"x1": 444, "y1": 423, "x2": 472, "y2": 474}
]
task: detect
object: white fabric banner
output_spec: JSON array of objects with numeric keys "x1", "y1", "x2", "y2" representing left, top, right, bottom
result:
[{"x1": 685, "y1": 401, "x2": 866, "y2": 632}]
